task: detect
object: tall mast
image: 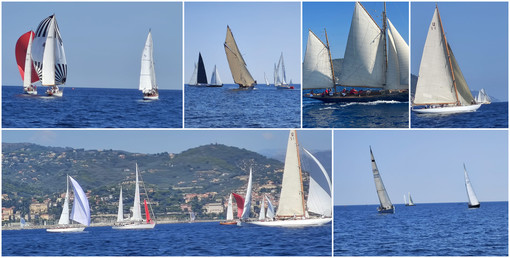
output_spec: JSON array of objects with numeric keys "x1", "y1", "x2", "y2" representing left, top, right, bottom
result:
[
  {"x1": 324, "y1": 29, "x2": 337, "y2": 93},
  {"x1": 437, "y1": 4, "x2": 460, "y2": 105},
  {"x1": 382, "y1": 2, "x2": 388, "y2": 82},
  {"x1": 294, "y1": 131, "x2": 306, "y2": 217}
]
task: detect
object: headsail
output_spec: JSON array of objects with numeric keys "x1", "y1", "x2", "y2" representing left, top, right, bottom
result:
[
  {"x1": 265, "y1": 195, "x2": 275, "y2": 219},
  {"x1": 302, "y1": 148, "x2": 332, "y2": 217},
  {"x1": 303, "y1": 30, "x2": 334, "y2": 89},
  {"x1": 210, "y1": 65, "x2": 222, "y2": 86},
  {"x1": 258, "y1": 195, "x2": 265, "y2": 220},
  {"x1": 224, "y1": 26, "x2": 256, "y2": 87},
  {"x1": 387, "y1": 19, "x2": 409, "y2": 88},
  {"x1": 232, "y1": 193, "x2": 245, "y2": 219},
  {"x1": 197, "y1": 53, "x2": 208, "y2": 84},
  {"x1": 57, "y1": 176, "x2": 70, "y2": 225},
  {"x1": 139, "y1": 31, "x2": 157, "y2": 93},
  {"x1": 369, "y1": 146, "x2": 394, "y2": 211},
  {"x1": 189, "y1": 63, "x2": 198, "y2": 85},
  {"x1": 117, "y1": 186, "x2": 124, "y2": 222},
  {"x1": 69, "y1": 176, "x2": 90, "y2": 226},
  {"x1": 464, "y1": 164, "x2": 480, "y2": 207},
  {"x1": 241, "y1": 168, "x2": 253, "y2": 220},
  {"x1": 226, "y1": 193, "x2": 234, "y2": 221},
  {"x1": 131, "y1": 164, "x2": 143, "y2": 221}
]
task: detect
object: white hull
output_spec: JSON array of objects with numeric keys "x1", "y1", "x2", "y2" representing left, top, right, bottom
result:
[
  {"x1": 143, "y1": 95, "x2": 159, "y2": 100},
  {"x1": 47, "y1": 89, "x2": 63, "y2": 97},
  {"x1": 46, "y1": 226, "x2": 85, "y2": 233},
  {"x1": 112, "y1": 223, "x2": 156, "y2": 230},
  {"x1": 24, "y1": 90, "x2": 37, "y2": 95},
  {"x1": 412, "y1": 104, "x2": 481, "y2": 114},
  {"x1": 249, "y1": 218, "x2": 331, "y2": 228}
]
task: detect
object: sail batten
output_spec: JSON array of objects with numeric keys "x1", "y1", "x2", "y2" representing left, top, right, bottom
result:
[{"x1": 224, "y1": 26, "x2": 256, "y2": 87}]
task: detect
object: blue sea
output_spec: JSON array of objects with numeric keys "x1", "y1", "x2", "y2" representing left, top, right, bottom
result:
[
  {"x1": 185, "y1": 84, "x2": 301, "y2": 128},
  {"x1": 334, "y1": 202, "x2": 508, "y2": 256},
  {"x1": 303, "y1": 94, "x2": 409, "y2": 128},
  {"x1": 411, "y1": 102, "x2": 508, "y2": 128},
  {"x1": 2, "y1": 222, "x2": 332, "y2": 256},
  {"x1": 2, "y1": 86, "x2": 182, "y2": 128}
]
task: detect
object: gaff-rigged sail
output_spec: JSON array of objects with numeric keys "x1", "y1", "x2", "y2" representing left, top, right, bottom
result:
[
  {"x1": 224, "y1": 26, "x2": 256, "y2": 87},
  {"x1": 369, "y1": 147, "x2": 393, "y2": 211},
  {"x1": 303, "y1": 30, "x2": 334, "y2": 89}
]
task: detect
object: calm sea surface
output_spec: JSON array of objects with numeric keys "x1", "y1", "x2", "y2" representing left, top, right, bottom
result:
[
  {"x1": 185, "y1": 84, "x2": 301, "y2": 128},
  {"x1": 2, "y1": 222, "x2": 331, "y2": 256},
  {"x1": 411, "y1": 102, "x2": 508, "y2": 128},
  {"x1": 302, "y1": 92, "x2": 409, "y2": 128},
  {"x1": 334, "y1": 202, "x2": 508, "y2": 256},
  {"x1": 2, "y1": 86, "x2": 183, "y2": 128}
]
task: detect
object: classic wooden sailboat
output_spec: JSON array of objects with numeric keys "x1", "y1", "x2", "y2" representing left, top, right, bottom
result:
[
  {"x1": 112, "y1": 164, "x2": 156, "y2": 229},
  {"x1": 476, "y1": 89, "x2": 491, "y2": 104},
  {"x1": 207, "y1": 65, "x2": 223, "y2": 87},
  {"x1": 303, "y1": 3, "x2": 409, "y2": 102},
  {"x1": 15, "y1": 31, "x2": 39, "y2": 95},
  {"x1": 220, "y1": 193, "x2": 243, "y2": 225},
  {"x1": 32, "y1": 14, "x2": 67, "y2": 97},
  {"x1": 412, "y1": 5, "x2": 481, "y2": 114},
  {"x1": 370, "y1": 146, "x2": 395, "y2": 213},
  {"x1": 224, "y1": 25, "x2": 256, "y2": 88},
  {"x1": 47, "y1": 175, "x2": 90, "y2": 233},
  {"x1": 405, "y1": 192, "x2": 415, "y2": 206},
  {"x1": 250, "y1": 131, "x2": 332, "y2": 227},
  {"x1": 274, "y1": 53, "x2": 293, "y2": 89},
  {"x1": 139, "y1": 30, "x2": 159, "y2": 100},
  {"x1": 464, "y1": 164, "x2": 480, "y2": 209}
]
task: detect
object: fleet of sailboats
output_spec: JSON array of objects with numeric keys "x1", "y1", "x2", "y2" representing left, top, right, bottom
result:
[
  {"x1": 15, "y1": 31, "x2": 39, "y2": 95},
  {"x1": 404, "y1": 193, "x2": 415, "y2": 206},
  {"x1": 303, "y1": 3, "x2": 409, "y2": 102},
  {"x1": 370, "y1": 146, "x2": 395, "y2": 213},
  {"x1": 475, "y1": 89, "x2": 491, "y2": 104},
  {"x1": 274, "y1": 53, "x2": 293, "y2": 89},
  {"x1": 464, "y1": 164, "x2": 480, "y2": 209},
  {"x1": 47, "y1": 175, "x2": 90, "y2": 233},
  {"x1": 412, "y1": 5, "x2": 481, "y2": 114},
  {"x1": 224, "y1": 25, "x2": 256, "y2": 88},
  {"x1": 139, "y1": 30, "x2": 159, "y2": 100}
]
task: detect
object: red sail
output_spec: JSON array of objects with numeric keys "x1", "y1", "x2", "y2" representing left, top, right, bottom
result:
[
  {"x1": 144, "y1": 199, "x2": 151, "y2": 223},
  {"x1": 15, "y1": 31, "x2": 39, "y2": 83},
  {"x1": 232, "y1": 193, "x2": 245, "y2": 219}
]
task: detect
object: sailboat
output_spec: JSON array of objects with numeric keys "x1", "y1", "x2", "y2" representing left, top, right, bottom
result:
[
  {"x1": 265, "y1": 195, "x2": 275, "y2": 220},
  {"x1": 250, "y1": 130, "x2": 332, "y2": 227},
  {"x1": 264, "y1": 72, "x2": 270, "y2": 86},
  {"x1": 189, "y1": 211, "x2": 196, "y2": 222},
  {"x1": 370, "y1": 146, "x2": 395, "y2": 213},
  {"x1": 32, "y1": 14, "x2": 67, "y2": 97},
  {"x1": 274, "y1": 53, "x2": 293, "y2": 89},
  {"x1": 15, "y1": 31, "x2": 39, "y2": 95},
  {"x1": 303, "y1": 3, "x2": 409, "y2": 102},
  {"x1": 412, "y1": 5, "x2": 481, "y2": 114},
  {"x1": 139, "y1": 30, "x2": 159, "y2": 100},
  {"x1": 112, "y1": 163, "x2": 156, "y2": 229},
  {"x1": 188, "y1": 63, "x2": 198, "y2": 85},
  {"x1": 189, "y1": 53, "x2": 208, "y2": 86},
  {"x1": 207, "y1": 65, "x2": 223, "y2": 87},
  {"x1": 47, "y1": 175, "x2": 90, "y2": 233},
  {"x1": 258, "y1": 195, "x2": 266, "y2": 221},
  {"x1": 224, "y1": 25, "x2": 256, "y2": 88},
  {"x1": 464, "y1": 164, "x2": 480, "y2": 209},
  {"x1": 237, "y1": 167, "x2": 253, "y2": 225},
  {"x1": 405, "y1": 192, "x2": 415, "y2": 206},
  {"x1": 220, "y1": 193, "x2": 243, "y2": 225},
  {"x1": 476, "y1": 89, "x2": 491, "y2": 104}
]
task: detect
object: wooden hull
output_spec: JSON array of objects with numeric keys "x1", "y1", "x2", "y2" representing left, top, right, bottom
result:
[
  {"x1": 412, "y1": 104, "x2": 481, "y2": 114},
  {"x1": 219, "y1": 221, "x2": 237, "y2": 225},
  {"x1": 306, "y1": 90, "x2": 408, "y2": 103},
  {"x1": 249, "y1": 218, "x2": 331, "y2": 228},
  {"x1": 47, "y1": 226, "x2": 85, "y2": 233}
]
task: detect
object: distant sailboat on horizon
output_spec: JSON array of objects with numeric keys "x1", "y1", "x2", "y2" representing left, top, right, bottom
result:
[
  {"x1": 224, "y1": 25, "x2": 256, "y2": 89},
  {"x1": 189, "y1": 52, "x2": 208, "y2": 86},
  {"x1": 207, "y1": 65, "x2": 223, "y2": 87},
  {"x1": 464, "y1": 164, "x2": 480, "y2": 209},
  {"x1": 404, "y1": 192, "x2": 415, "y2": 206},
  {"x1": 274, "y1": 53, "x2": 293, "y2": 89},
  {"x1": 370, "y1": 146, "x2": 395, "y2": 213},
  {"x1": 475, "y1": 89, "x2": 491, "y2": 104}
]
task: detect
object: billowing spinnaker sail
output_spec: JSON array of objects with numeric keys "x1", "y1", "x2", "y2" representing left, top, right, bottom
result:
[
  {"x1": 338, "y1": 2, "x2": 385, "y2": 88},
  {"x1": 69, "y1": 176, "x2": 90, "y2": 226},
  {"x1": 464, "y1": 164, "x2": 480, "y2": 207},
  {"x1": 387, "y1": 19, "x2": 409, "y2": 88},
  {"x1": 224, "y1": 26, "x2": 256, "y2": 87},
  {"x1": 385, "y1": 30, "x2": 401, "y2": 90},
  {"x1": 210, "y1": 65, "x2": 222, "y2": 85},
  {"x1": 15, "y1": 31, "x2": 39, "y2": 84},
  {"x1": 241, "y1": 168, "x2": 253, "y2": 220},
  {"x1": 370, "y1": 147, "x2": 393, "y2": 210},
  {"x1": 197, "y1": 53, "x2": 208, "y2": 84},
  {"x1": 303, "y1": 30, "x2": 334, "y2": 89},
  {"x1": 448, "y1": 44, "x2": 475, "y2": 105},
  {"x1": 276, "y1": 130, "x2": 306, "y2": 218},
  {"x1": 414, "y1": 7, "x2": 457, "y2": 105},
  {"x1": 57, "y1": 177, "x2": 70, "y2": 225},
  {"x1": 232, "y1": 193, "x2": 245, "y2": 219},
  {"x1": 139, "y1": 31, "x2": 157, "y2": 92},
  {"x1": 226, "y1": 193, "x2": 234, "y2": 221},
  {"x1": 32, "y1": 15, "x2": 67, "y2": 86},
  {"x1": 189, "y1": 63, "x2": 198, "y2": 85},
  {"x1": 117, "y1": 186, "x2": 124, "y2": 222},
  {"x1": 302, "y1": 148, "x2": 332, "y2": 217},
  {"x1": 131, "y1": 164, "x2": 143, "y2": 221}
]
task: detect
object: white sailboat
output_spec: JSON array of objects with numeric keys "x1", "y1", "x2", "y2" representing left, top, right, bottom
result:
[
  {"x1": 274, "y1": 53, "x2": 293, "y2": 89},
  {"x1": 238, "y1": 167, "x2": 253, "y2": 225},
  {"x1": 207, "y1": 65, "x2": 223, "y2": 87},
  {"x1": 370, "y1": 146, "x2": 395, "y2": 213},
  {"x1": 258, "y1": 195, "x2": 265, "y2": 221},
  {"x1": 224, "y1": 25, "x2": 256, "y2": 88},
  {"x1": 464, "y1": 164, "x2": 480, "y2": 209},
  {"x1": 405, "y1": 192, "x2": 415, "y2": 206},
  {"x1": 476, "y1": 89, "x2": 491, "y2": 104},
  {"x1": 303, "y1": 3, "x2": 409, "y2": 102},
  {"x1": 250, "y1": 130, "x2": 332, "y2": 227},
  {"x1": 412, "y1": 5, "x2": 481, "y2": 113},
  {"x1": 32, "y1": 14, "x2": 67, "y2": 97},
  {"x1": 139, "y1": 30, "x2": 159, "y2": 100},
  {"x1": 112, "y1": 163, "x2": 156, "y2": 229},
  {"x1": 264, "y1": 72, "x2": 270, "y2": 86},
  {"x1": 47, "y1": 175, "x2": 90, "y2": 233},
  {"x1": 220, "y1": 193, "x2": 237, "y2": 225},
  {"x1": 188, "y1": 63, "x2": 198, "y2": 85},
  {"x1": 15, "y1": 31, "x2": 38, "y2": 95},
  {"x1": 265, "y1": 195, "x2": 275, "y2": 220}
]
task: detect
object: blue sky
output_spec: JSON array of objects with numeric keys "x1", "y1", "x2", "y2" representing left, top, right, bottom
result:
[
  {"x1": 185, "y1": 2, "x2": 301, "y2": 85},
  {"x1": 334, "y1": 130, "x2": 508, "y2": 205},
  {"x1": 411, "y1": 2, "x2": 508, "y2": 101},
  {"x1": 303, "y1": 2, "x2": 409, "y2": 60},
  {"x1": 2, "y1": 2, "x2": 182, "y2": 90},
  {"x1": 2, "y1": 130, "x2": 331, "y2": 156}
]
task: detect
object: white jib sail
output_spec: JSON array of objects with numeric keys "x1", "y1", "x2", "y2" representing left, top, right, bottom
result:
[
  {"x1": 189, "y1": 63, "x2": 198, "y2": 85},
  {"x1": 338, "y1": 2, "x2": 386, "y2": 88},
  {"x1": 264, "y1": 72, "x2": 269, "y2": 85},
  {"x1": 241, "y1": 168, "x2": 253, "y2": 220},
  {"x1": 370, "y1": 147, "x2": 393, "y2": 210},
  {"x1": 57, "y1": 176, "x2": 70, "y2": 225},
  {"x1": 23, "y1": 33, "x2": 34, "y2": 88},
  {"x1": 387, "y1": 19, "x2": 409, "y2": 88},
  {"x1": 303, "y1": 30, "x2": 334, "y2": 89},
  {"x1": 139, "y1": 31, "x2": 157, "y2": 93},
  {"x1": 69, "y1": 176, "x2": 90, "y2": 226},
  {"x1": 259, "y1": 195, "x2": 265, "y2": 220},
  {"x1": 226, "y1": 193, "x2": 234, "y2": 221},
  {"x1": 302, "y1": 148, "x2": 332, "y2": 217},
  {"x1": 408, "y1": 192, "x2": 414, "y2": 205},
  {"x1": 265, "y1": 195, "x2": 275, "y2": 219},
  {"x1": 276, "y1": 130, "x2": 306, "y2": 218},
  {"x1": 464, "y1": 164, "x2": 480, "y2": 207},
  {"x1": 131, "y1": 164, "x2": 143, "y2": 221},
  {"x1": 210, "y1": 65, "x2": 222, "y2": 85},
  {"x1": 117, "y1": 186, "x2": 124, "y2": 222},
  {"x1": 385, "y1": 29, "x2": 401, "y2": 90}
]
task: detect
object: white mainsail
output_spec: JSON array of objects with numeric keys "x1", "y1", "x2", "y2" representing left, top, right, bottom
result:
[
  {"x1": 23, "y1": 33, "x2": 35, "y2": 89},
  {"x1": 464, "y1": 164, "x2": 480, "y2": 207},
  {"x1": 259, "y1": 196, "x2": 265, "y2": 220},
  {"x1": 226, "y1": 193, "x2": 234, "y2": 221},
  {"x1": 387, "y1": 19, "x2": 409, "y2": 88},
  {"x1": 275, "y1": 53, "x2": 288, "y2": 86},
  {"x1": 476, "y1": 89, "x2": 491, "y2": 104},
  {"x1": 57, "y1": 176, "x2": 70, "y2": 225},
  {"x1": 69, "y1": 176, "x2": 91, "y2": 226},
  {"x1": 241, "y1": 168, "x2": 253, "y2": 220},
  {"x1": 370, "y1": 147, "x2": 394, "y2": 212},
  {"x1": 117, "y1": 186, "x2": 124, "y2": 222},
  {"x1": 209, "y1": 65, "x2": 223, "y2": 86},
  {"x1": 303, "y1": 30, "x2": 334, "y2": 89},
  {"x1": 224, "y1": 26, "x2": 256, "y2": 87},
  {"x1": 139, "y1": 31, "x2": 157, "y2": 94},
  {"x1": 189, "y1": 63, "x2": 198, "y2": 85},
  {"x1": 131, "y1": 164, "x2": 143, "y2": 222},
  {"x1": 276, "y1": 130, "x2": 306, "y2": 218},
  {"x1": 265, "y1": 195, "x2": 275, "y2": 220},
  {"x1": 264, "y1": 72, "x2": 269, "y2": 86},
  {"x1": 302, "y1": 148, "x2": 332, "y2": 217},
  {"x1": 408, "y1": 192, "x2": 415, "y2": 206}
]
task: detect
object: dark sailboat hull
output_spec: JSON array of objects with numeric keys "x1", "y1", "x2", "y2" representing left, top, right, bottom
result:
[
  {"x1": 378, "y1": 205, "x2": 395, "y2": 214},
  {"x1": 306, "y1": 90, "x2": 408, "y2": 103},
  {"x1": 468, "y1": 203, "x2": 480, "y2": 209}
]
